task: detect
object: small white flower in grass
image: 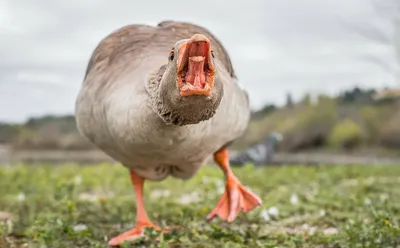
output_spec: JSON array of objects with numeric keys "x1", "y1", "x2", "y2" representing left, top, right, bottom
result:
[
  {"x1": 150, "y1": 189, "x2": 171, "y2": 199},
  {"x1": 301, "y1": 223, "x2": 310, "y2": 230},
  {"x1": 376, "y1": 233, "x2": 383, "y2": 243},
  {"x1": 178, "y1": 191, "x2": 200, "y2": 205},
  {"x1": 215, "y1": 179, "x2": 224, "y2": 188},
  {"x1": 309, "y1": 226, "x2": 317, "y2": 235},
  {"x1": 267, "y1": 206, "x2": 279, "y2": 217},
  {"x1": 74, "y1": 175, "x2": 82, "y2": 185},
  {"x1": 364, "y1": 198, "x2": 372, "y2": 205},
  {"x1": 73, "y1": 224, "x2": 88, "y2": 232},
  {"x1": 300, "y1": 224, "x2": 318, "y2": 235},
  {"x1": 6, "y1": 219, "x2": 13, "y2": 233},
  {"x1": 215, "y1": 180, "x2": 225, "y2": 194},
  {"x1": 290, "y1": 193, "x2": 299, "y2": 205},
  {"x1": 301, "y1": 224, "x2": 317, "y2": 235},
  {"x1": 380, "y1": 193, "x2": 389, "y2": 202},
  {"x1": 17, "y1": 193, "x2": 25, "y2": 201},
  {"x1": 78, "y1": 193, "x2": 98, "y2": 202},
  {"x1": 319, "y1": 209, "x2": 326, "y2": 217},
  {"x1": 260, "y1": 209, "x2": 270, "y2": 222},
  {"x1": 202, "y1": 176, "x2": 211, "y2": 184},
  {"x1": 323, "y1": 227, "x2": 338, "y2": 235}
]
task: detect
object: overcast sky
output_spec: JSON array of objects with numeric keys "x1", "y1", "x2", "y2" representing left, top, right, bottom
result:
[{"x1": 0, "y1": 0, "x2": 399, "y2": 123}]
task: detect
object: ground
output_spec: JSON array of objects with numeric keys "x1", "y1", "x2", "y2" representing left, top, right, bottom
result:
[{"x1": 0, "y1": 163, "x2": 400, "y2": 248}]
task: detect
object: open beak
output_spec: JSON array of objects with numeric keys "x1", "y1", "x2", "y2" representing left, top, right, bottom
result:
[{"x1": 177, "y1": 34, "x2": 215, "y2": 97}]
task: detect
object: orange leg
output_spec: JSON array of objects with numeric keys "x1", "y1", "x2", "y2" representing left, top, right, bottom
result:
[
  {"x1": 207, "y1": 148, "x2": 262, "y2": 222},
  {"x1": 108, "y1": 170, "x2": 160, "y2": 246}
]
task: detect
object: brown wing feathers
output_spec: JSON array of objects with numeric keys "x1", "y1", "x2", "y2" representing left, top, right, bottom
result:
[{"x1": 84, "y1": 21, "x2": 236, "y2": 80}]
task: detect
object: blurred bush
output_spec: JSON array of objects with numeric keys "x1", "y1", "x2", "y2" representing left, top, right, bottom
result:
[
  {"x1": 10, "y1": 115, "x2": 94, "y2": 151},
  {"x1": 12, "y1": 132, "x2": 94, "y2": 151},
  {"x1": 235, "y1": 94, "x2": 339, "y2": 152},
  {"x1": 0, "y1": 123, "x2": 21, "y2": 143},
  {"x1": 279, "y1": 95, "x2": 339, "y2": 151},
  {"x1": 359, "y1": 106, "x2": 390, "y2": 144},
  {"x1": 328, "y1": 118, "x2": 365, "y2": 149},
  {"x1": 379, "y1": 113, "x2": 400, "y2": 149},
  {"x1": 234, "y1": 90, "x2": 400, "y2": 154}
]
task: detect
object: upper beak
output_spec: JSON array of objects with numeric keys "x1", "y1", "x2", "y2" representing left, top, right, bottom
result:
[{"x1": 177, "y1": 34, "x2": 214, "y2": 73}]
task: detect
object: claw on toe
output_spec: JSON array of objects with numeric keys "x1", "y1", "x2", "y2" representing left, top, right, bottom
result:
[{"x1": 207, "y1": 177, "x2": 262, "y2": 222}]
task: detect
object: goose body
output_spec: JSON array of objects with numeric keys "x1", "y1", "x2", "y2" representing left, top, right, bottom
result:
[
  {"x1": 75, "y1": 21, "x2": 261, "y2": 246},
  {"x1": 76, "y1": 21, "x2": 250, "y2": 180}
]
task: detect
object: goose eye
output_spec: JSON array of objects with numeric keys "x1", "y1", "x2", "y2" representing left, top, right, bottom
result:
[
  {"x1": 168, "y1": 49, "x2": 175, "y2": 61},
  {"x1": 211, "y1": 49, "x2": 215, "y2": 58}
]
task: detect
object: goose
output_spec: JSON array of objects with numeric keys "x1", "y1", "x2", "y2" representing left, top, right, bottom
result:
[{"x1": 75, "y1": 20, "x2": 262, "y2": 246}]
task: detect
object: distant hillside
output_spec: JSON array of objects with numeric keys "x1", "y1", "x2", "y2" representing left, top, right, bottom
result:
[
  {"x1": 1, "y1": 86, "x2": 400, "y2": 153},
  {"x1": 236, "y1": 87, "x2": 400, "y2": 152},
  {"x1": 0, "y1": 115, "x2": 94, "y2": 151}
]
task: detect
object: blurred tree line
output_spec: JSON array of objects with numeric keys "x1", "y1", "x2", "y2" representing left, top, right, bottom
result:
[
  {"x1": 0, "y1": 115, "x2": 94, "y2": 150},
  {"x1": 237, "y1": 86, "x2": 400, "y2": 153},
  {"x1": 1, "y1": 86, "x2": 400, "y2": 153}
]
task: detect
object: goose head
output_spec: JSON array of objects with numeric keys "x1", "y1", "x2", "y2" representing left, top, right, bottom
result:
[{"x1": 155, "y1": 34, "x2": 224, "y2": 126}]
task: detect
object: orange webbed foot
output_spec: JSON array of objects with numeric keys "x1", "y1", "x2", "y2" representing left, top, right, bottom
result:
[
  {"x1": 108, "y1": 221, "x2": 161, "y2": 246},
  {"x1": 207, "y1": 176, "x2": 262, "y2": 222}
]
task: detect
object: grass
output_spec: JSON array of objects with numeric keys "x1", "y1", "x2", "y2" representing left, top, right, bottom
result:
[{"x1": 1, "y1": 163, "x2": 400, "y2": 247}]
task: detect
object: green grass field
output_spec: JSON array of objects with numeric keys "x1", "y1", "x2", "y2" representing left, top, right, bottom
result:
[{"x1": 1, "y1": 163, "x2": 400, "y2": 247}]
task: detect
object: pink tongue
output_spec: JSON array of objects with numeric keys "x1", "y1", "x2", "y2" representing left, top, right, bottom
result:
[{"x1": 185, "y1": 56, "x2": 206, "y2": 88}]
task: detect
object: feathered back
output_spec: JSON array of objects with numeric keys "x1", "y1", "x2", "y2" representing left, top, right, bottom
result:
[{"x1": 84, "y1": 21, "x2": 237, "y2": 81}]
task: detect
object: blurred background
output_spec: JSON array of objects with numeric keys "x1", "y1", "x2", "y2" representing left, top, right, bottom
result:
[{"x1": 1, "y1": 0, "x2": 400, "y2": 166}]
